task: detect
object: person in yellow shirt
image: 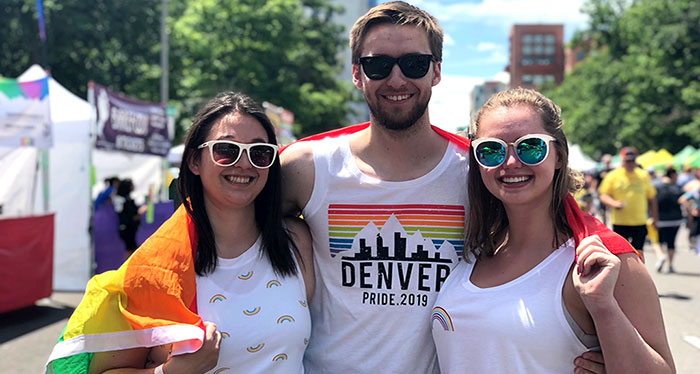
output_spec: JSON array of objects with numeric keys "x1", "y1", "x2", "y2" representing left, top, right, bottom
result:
[{"x1": 598, "y1": 147, "x2": 659, "y2": 262}]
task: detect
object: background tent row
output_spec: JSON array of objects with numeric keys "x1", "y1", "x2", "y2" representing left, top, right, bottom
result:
[{"x1": 0, "y1": 65, "x2": 166, "y2": 292}]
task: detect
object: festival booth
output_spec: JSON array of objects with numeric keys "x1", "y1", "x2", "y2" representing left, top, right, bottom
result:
[
  {"x1": 0, "y1": 66, "x2": 171, "y2": 310},
  {"x1": 0, "y1": 73, "x2": 56, "y2": 312}
]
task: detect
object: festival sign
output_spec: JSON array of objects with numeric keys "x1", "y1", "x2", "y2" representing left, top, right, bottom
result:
[
  {"x1": 90, "y1": 82, "x2": 170, "y2": 156},
  {"x1": 0, "y1": 77, "x2": 51, "y2": 148},
  {"x1": 263, "y1": 101, "x2": 296, "y2": 146}
]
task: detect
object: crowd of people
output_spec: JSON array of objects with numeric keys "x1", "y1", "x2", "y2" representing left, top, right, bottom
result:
[
  {"x1": 94, "y1": 176, "x2": 148, "y2": 260},
  {"x1": 46, "y1": 2, "x2": 680, "y2": 374},
  {"x1": 575, "y1": 148, "x2": 700, "y2": 271}
]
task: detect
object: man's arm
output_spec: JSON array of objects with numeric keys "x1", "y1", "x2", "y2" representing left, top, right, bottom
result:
[
  {"x1": 280, "y1": 141, "x2": 316, "y2": 217},
  {"x1": 649, "y1": 197, "x2": 659, "y2": 227},
  {"x1": 599, "y1": 193, "x2": 625, "y2": 209}
]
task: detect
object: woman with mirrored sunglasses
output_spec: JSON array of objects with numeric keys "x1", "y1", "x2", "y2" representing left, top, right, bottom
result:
[
  {"x1": 432, "y1": 88, "x2": 674, "y2": 374},
  {"x1": 48, "y1": 92, "x2": 314, "y2": 374}
]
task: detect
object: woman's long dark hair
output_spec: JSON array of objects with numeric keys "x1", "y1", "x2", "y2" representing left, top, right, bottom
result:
[
  {"x1": 465, "y1": 88, "x2": 583, "y2": 260},
  {"x1": 177, "y1": 92, "x2": 298, "y2": 277}
]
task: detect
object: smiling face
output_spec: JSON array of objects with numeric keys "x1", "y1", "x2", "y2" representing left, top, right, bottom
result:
[
  {"x1": 188, "y1": 112, "x2": 271, "y2": 212},
  {"x1": 476, "y1": 104, "x2": 561, "y2": 210},
  {"x1": 352, "y1": 23, "x2": 441, "y2": 131}
]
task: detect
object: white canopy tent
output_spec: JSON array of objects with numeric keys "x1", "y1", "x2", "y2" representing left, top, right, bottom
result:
[
  {"x1": 568, "y1": 144, "x2": 598, "y2": 172},
  {"x1": 0, "y1": 65, "x2": 165, "y2": 290}
]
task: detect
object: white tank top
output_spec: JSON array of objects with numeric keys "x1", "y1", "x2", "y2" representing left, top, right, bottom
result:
[
  {"x1": 432, "y1": 238, "x2": 589, "y2": 374},
  {"x1": 302, "y1": 135, "x2": 469, "y2": 374},
  {"x1": 196, "y1": 236, "x2": 310, "y2": 374}
]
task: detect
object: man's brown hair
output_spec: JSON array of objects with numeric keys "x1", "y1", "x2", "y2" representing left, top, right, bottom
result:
[{"x1": 349, "y1": 1, "x2": 443, "y2": 64}]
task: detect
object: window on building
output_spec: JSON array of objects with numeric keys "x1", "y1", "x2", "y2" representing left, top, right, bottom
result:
[
  {"x1": 523, "y1": 75, "x2": 533, "y2": 84},
  {"x1": 523, "y1": 34, "x2": 533, "y2": 43}
]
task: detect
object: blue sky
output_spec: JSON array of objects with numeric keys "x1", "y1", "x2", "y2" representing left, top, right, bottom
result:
[{"x1": 378, "y1": 0, "x2": 591, "y2": 131}]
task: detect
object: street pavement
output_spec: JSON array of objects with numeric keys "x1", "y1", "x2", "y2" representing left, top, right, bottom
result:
[{"x1": 2, "y1": 228, "x2": 699, "y2": 373}]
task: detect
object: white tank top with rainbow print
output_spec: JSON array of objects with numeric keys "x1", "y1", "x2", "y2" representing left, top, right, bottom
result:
[
  {"x1": 196, "y1": 236, "x2": 310, "y2": 374},
  {"x1": 302, "y1": 134, "x2": 469, "y2": 374}
]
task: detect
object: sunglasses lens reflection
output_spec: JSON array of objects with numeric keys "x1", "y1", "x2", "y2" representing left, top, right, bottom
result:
[
  {"x1": 360, "y1": 54, "x2": 432, "y2": 80},
  {"x1": 362, "y1": 56, "x2": 394, "y2": 80},
  {"x1": 212, "y1": 142, "x2": 241, "y2": 165},
  {"x1": 476, "y1": 141, "x2": 506, "y2": 167},
  {"x1": 400, "y1": 55, "x2": 432, "y2": 78},
  {"x1": 517, "y1": 138, "x2": 548, "y2": 165},
  {"x1": 249, "y1": 145, "x2": 275, "y2": 168}
]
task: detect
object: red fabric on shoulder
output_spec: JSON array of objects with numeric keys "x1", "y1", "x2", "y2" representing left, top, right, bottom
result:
[
  {"x1": 280, "y1": 122, "x2": 370, "y2": 153},
  {"x1": 280, "y1": 123, "x2": 636, "y2": 257},
  {"x1": 564, "y1": 194, "x2": 639, "y2": 257}
]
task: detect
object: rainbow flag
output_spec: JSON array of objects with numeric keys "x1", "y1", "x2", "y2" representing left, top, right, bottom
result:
[
  {"x1": 0, "y1": 76, "x2": 49, "y2": 99},
  {"x1": 283, "y1": 122, "x2": 637, "y2": 257},
  {"x1": 45, "y1": 206, "x2": 205, "y2": 373}
]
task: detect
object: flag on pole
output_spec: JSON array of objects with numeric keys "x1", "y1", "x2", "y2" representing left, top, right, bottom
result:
[{"x1": 36, "y1": 0, "x2": 46, "y2": 42}]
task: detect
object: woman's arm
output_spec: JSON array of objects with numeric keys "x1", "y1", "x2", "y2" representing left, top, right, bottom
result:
[
  {"x1": 574, "y1": 238, "x2": 675, "y2": 374},
  {"x1": 285, "y1": 217, "x2": 315, "y2": 301}
]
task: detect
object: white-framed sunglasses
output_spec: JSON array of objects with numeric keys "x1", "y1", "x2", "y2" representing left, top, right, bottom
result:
[
  {"x1": 472, "y1": 134, "x2": 557, "y2": 169},
  {"x1": 198, "y1": 140, "x2": 278, "y2": 169}
]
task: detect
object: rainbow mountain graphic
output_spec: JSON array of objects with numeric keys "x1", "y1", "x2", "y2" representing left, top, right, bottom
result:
[{"x1": 328, "y1": 204, "x2": 463, "y2": 263}]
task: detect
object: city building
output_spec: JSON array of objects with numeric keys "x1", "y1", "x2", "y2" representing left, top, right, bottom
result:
[
  {"x1": 564, "y1": 37, "x2": 594, "y2": 73},
  {"x1": 330, "y1": 0, "x2": 376, "y2": 125},
  {"x1": 470, "y1": 80, "x2": 508, "y2": 124},
  {"x1": 507, "y1": 24, "x2": 564, "y2": 88}
]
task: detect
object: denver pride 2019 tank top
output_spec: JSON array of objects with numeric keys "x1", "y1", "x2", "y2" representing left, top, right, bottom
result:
[{"x1": 301, "y1": 135, "x2": 469, "y2": 374}]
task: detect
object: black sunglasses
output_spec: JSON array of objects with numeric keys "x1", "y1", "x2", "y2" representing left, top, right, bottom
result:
[{"x1": 359, "y1": 54, "x2": 434, "y2": 80}]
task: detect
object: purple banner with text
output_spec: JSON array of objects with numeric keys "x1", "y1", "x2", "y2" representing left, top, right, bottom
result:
[{"x1": 91, "y1": 82, "x2": 170, "y2": 156}]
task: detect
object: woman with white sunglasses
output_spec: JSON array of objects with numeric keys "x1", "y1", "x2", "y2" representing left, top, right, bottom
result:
[
  {"x1": 47, "y1": 92, "x2": 313, "y2": 374},
  {"x1": 431, "y1": 88, "x2": 674, "y2": 373}
]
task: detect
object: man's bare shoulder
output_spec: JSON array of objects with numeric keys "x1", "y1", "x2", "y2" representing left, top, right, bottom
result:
[
  {"x1": 280, "y1": 140, "x2": 315, "y2": 215},
  {"x1": 281, "y1": 140, "x2": 315, "y2": 166}
]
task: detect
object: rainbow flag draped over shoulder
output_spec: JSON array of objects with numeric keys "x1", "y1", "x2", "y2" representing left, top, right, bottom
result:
[
  {"x1": 284, "y1": 122, "x2": 637, "y2": 257},
  {"x1": 45, "y1": 206, "x2": 205, "y2": 374}
]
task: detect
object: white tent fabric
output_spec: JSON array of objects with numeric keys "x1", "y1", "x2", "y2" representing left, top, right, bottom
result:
[
  {"x1": 167, "y1": 143, "x2": 184, "y2": 165},
  {"x1": 0, "y1": 147, "x2": 40, "y2": 216},
  {"x1": 0, "y1": 65, "x2": 166, "y2": 290},
  {"x1": 13, "y1": 65, "x2": 93, "y2": 291},
  {"x1": 92, "y1": 150, "x2": 165, "y2": 204},
  {"x1": 568, "y1": 144, "x2": 598, "y2": 172}
]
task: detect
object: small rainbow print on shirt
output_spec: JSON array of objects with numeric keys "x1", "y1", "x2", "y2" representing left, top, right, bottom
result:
[
  {"x1": 272, "y1": 353, "x2": 288, "y2": 362},
  {"x1": 277, "y1": 315, "x2": 295, "y2": 324},
  {"x1": 243, "y1": 306, "x2": 261, "y2": 316},
  {"x1": 220, "y1": 332, "x2": 230, "y2": 339},
  {"x1": 432, "y1": 306, "x2": 454, "y2": 331},
  {"x1": 237, "y1": 271, "x2": 254, "y2": 280},
  {"x1": 327, "y1": 204, "x2": 465, "y2": 256},
  {"x1": 247, "y1": 343, "x2": 264, "y2": 353},
  {"x1": 266, "y1": 280, "x2": 281, "y2": 288},
  {"x1": 209, "y1": 294, "x2": 226, "y2": 303},
  {"x1": 213, "y1": 368, "x2": 230, "y2": 374}
]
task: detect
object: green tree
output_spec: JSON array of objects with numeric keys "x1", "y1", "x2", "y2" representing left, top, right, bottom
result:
[
  {"x1": 0, "y1": 0, "x2": 163, "y2": 102},
  {"x1": 0, "y1": 0, "x2": 356, "y2": 142},
  {"x1": 169, "y1": 0, "x2": 355, "y2": 139},
  {"x1": 545, "y1": 0, "x2": 700, "y2": 156}
]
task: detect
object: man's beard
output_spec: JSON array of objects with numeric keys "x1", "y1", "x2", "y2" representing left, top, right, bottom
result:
[{"x1": 366, "y1": 91, "x2": 431, "y2": 131}]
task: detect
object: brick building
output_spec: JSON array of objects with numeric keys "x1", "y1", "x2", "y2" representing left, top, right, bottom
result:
[{"x1": 507, "y1": 24, "x2": 565, "y2": 88}]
